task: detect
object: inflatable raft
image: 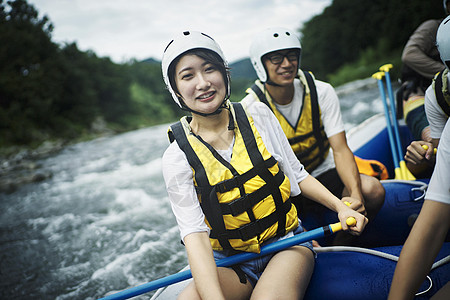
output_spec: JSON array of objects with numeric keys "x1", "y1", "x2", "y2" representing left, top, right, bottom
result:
[{"x1": 148, "y1": 114, "x2": 450, "y2": 300}]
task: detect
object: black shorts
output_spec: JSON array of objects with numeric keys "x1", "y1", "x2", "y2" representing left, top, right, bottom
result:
[
  {"x1": 293, "y1": 168, "x2": 345, "y2": 231},
  {"x1": 306, "y1": 168, "x2": 345, "y2": 199}
]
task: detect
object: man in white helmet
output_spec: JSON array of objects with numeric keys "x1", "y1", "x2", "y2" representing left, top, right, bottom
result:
[
  {"x1": 241, "y1": 27, "x2": 385, "y2": 245},
  {"x1": 405, "y1": 15, "x2": 450, "y2": 177}
]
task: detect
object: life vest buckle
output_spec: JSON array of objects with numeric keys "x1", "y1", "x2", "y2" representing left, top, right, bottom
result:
[
  {"x1": 227, "y1": 194, "x2": 248, "y2": 216},
  {"x1": 217, "y1": 177, "x2": 240, "y2": 193},
  {"x1": 239, "y1": 220, "x2": 264, "y2": 241}
]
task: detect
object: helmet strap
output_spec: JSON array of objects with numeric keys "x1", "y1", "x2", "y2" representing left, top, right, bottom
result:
[
  {"x1": 226, "y1": 104, "x2": 235, "y2": 130},
  {"x1": 264, "y1": 71, "x2": 300, "y2": 87},
  {"x1": 265, "y1": 79, "x2": 282, "y2": 87},
  {"x1": 179, "y1": 97, "x2": 230, "y2": 118}
]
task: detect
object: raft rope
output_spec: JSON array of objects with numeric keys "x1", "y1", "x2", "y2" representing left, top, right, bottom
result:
[
  {"x1": 380, "y1": 179, "x2": 428, "y2": 201},
  {"x1": 315, "y1": 246, "x2": 450, "y2": 296}
]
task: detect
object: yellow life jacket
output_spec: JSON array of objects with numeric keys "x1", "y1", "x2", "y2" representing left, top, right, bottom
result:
[
  {"x1": 168, "y1": 102, "x2": 298, "y2": 253},
  {"x1": 246, "y1": 70, "x2": 330, "y2": 173},
  {"x1": 433, "y1": 69, "x2": 450, "y2": 117},
  {"x1": 403, "y1": 95, "x2": 425, "y2": 121}
]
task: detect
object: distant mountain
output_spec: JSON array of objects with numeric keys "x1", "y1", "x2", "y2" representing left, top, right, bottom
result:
[
  {"x1": 141, "y1": 57, "x2": 257, "y2": 80},
  {"x1": 229, "y1": 58, "x2": 257, "y2": 80},
  {"x1": 141, "y1": 57, "x2": 160, "y2": 64}
]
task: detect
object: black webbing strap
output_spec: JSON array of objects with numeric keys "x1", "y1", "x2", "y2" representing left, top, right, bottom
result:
[
  {"x1": 434, "y1": 71, "x2": 450, "y2": 116},
  {"x1": 170, "y1": 122, "x2": 233, "y2": 250},
  {"x1": 250, "y1": 82, "x2": 297, "y2": 128},
  {"x1": 250, "y1": 72, "x2": 329, "y2": 171},
  {"x1": 219, "y1": 170, "x2": 286, "y2": 216},
  {"x1": 210, "y1": 199, "x2": 293, "y2": 241},
  {"x1": 214, "y1": 156, "x2": 277, "y2": 194},
  {"x1": 191, "y1": 126, "x2": 258, "y2": 225},
  {"x1": 301, "y1": 72, "x2": 330, "y2": 171},
  {"x1": 233, "y1": 103, "x2": 287, "y2": 238},
  {"x1": 231, "y1": 265, "x2": 247, "y2": 284},
  {"x1": 303, "y1": 72, "x2": 326, "y2": 151},
  {"x1": 250, "y1": 83, "x2": 273, "y2": 112},
  {"x1": 288, "y1": 125, "x2": 327, "y2": 147},
  {"x1": 184, "y1": 109, "x2": 260, "y2": 249}
]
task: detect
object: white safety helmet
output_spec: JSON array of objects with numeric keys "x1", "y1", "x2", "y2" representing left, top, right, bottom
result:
[
  {"x1": 436, "y1": 15, "x2": 450, "y2": 70},
  {"x1": 249, "y1": 27, "x2": 301, "y2": 82},
  {"x1": 161, "y1": 31, "x2": 230, "y2": 108}
]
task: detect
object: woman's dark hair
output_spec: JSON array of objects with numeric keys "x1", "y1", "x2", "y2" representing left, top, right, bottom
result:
[{"x1": 167, "y1": 48, "x2": 229, "y2": 98}]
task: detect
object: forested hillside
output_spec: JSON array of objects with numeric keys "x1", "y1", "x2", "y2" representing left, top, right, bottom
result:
[
  {"x1": 0, "y1": 0, "x2": 445, "y2": 150},
  {"x1": 300, "y1": 0, "x2": 444, "y2": 84},
  {"x1": 0, "y1": 0, "x2": 180, "y2": 149}
]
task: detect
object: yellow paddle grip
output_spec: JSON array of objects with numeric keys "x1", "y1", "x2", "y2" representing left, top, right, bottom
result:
[
  {"x1": 343, "y1": 201, "x2": 356, "y2": 225},
  {"x1": 422, "y1": 144, "x2": 437, "y2": 155},
  {"x1": 329, "y1": 201, "x2": 357, "y2": 232},
  {"x1": 346, "y1": 217, "x2": 357, "y2": 226},
  {"x1": 329, "y1": 217, "x2": 357, "y2": 233}
]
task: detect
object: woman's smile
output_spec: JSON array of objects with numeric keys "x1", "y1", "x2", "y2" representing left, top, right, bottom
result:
[
  {"x1": 197, "y1": 90, "x2": 216, "y2": 101},
  {"x1": 175, "y1": 54, "x2": 226, "y2": 114}
]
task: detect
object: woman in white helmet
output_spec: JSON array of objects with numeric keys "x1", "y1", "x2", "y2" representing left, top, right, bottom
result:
[
  {"x1": 242, "y1": 27, "x2": 384, "y2": 246},
  {"x1": 161, "y1": 30, "x2": 367, "y2": 299},
  {"x1": 405, "y1": 15, "x2": 450, "y2": 177}
]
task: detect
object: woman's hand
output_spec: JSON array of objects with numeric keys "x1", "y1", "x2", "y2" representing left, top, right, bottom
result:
[
  {"x1": 336, "y1": 200, "x2": 368, "y2": 235},
  {"x1": 341, "y1": 196, "x2": 367, "y2": 216}
]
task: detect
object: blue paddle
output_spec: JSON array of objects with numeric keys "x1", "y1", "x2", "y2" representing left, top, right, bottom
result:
[
  {"x1": 98, "y1": 218, "x2": 356, "y2": 300},
  {"x1": 372, "y1": 71, "x2": 402, "y2": 179},
  {"x1": 379, "y1": 64, "x2": 415, "y2": 180}
]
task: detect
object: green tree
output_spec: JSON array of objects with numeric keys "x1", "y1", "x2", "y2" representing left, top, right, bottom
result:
[
  {"x1": 0, "y1": 0, "x2": 60, "y2": 144},
  {"x1": 300, "y1": 0, "x2": 444, "y2": 81}
]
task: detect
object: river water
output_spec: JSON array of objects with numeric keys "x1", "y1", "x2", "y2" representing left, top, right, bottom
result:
[{"x1": 0, "y1": 78, "x2": 388, "y2": 299}]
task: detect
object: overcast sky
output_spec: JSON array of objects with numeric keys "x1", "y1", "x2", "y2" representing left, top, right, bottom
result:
[{"x1": 28, "y1": 0, "x2": 332, "y2": 64}]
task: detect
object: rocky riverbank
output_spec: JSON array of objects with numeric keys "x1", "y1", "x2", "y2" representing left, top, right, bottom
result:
[
  {"x1": 0, "y1": 117, "x2": 117, "y2": 194},
  {"x1": 0, "y1": 140, "x2": 67, "y2": 194}
]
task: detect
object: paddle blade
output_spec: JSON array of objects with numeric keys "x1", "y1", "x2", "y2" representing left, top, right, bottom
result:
[
  {"x1": 394, "y1": 167, "x2": 403, "y2": 180},
  {"x1": 399, "y1": 161, "x2": 416, "y2": 180}
]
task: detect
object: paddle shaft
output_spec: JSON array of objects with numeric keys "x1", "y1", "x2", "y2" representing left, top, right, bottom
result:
[
  {"x1": 381, "y1": 67, "x2": 413, "y2": 180},
  {"x1": 375, "y1": 76, "x2": 400, "y2": 172},
  {"x1": 376, "y1": 64, "x2": 418, "y2": 180},
  {"x1": 383, "y1": 70, "x2": 404, "y2": 164},
  {"x1": 98, "y1": 220, "x2": 353, "y2": 300}
]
